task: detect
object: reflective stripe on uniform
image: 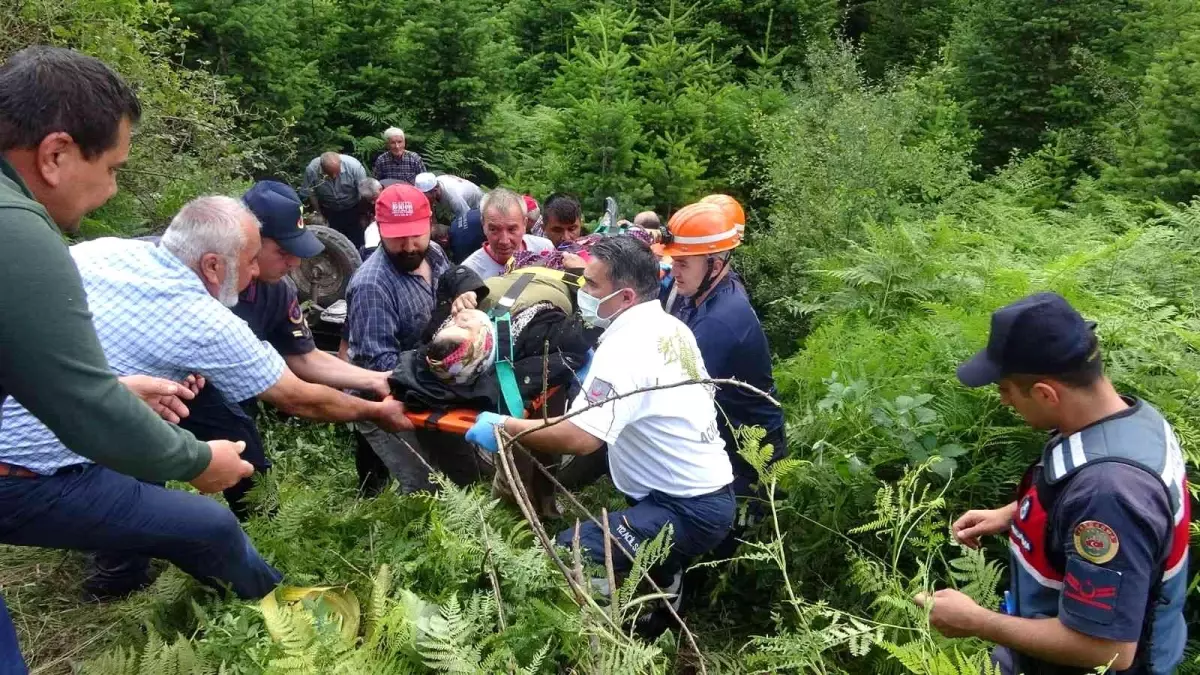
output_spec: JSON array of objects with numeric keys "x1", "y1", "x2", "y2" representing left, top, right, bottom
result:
[{"x1": 1010, "y1": 539, "x2": 1064, "y2": 590}]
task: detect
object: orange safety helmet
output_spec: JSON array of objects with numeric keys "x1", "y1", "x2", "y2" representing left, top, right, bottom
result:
[
  {"x1": 661, "y1": 203, "x2": 741, "y2": 258},
  {"x1": 699, "y1": 194, "x2": 746, "y2": 236}
]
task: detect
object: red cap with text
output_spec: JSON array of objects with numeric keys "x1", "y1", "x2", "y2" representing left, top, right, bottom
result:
[{"x1": 375, "y1": 183, "x2": 432, "y2": 238}]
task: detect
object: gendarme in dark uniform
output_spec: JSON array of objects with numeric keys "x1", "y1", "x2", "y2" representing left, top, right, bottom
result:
[
  {"x1": 953, "y1": 294, "x2": 1189, "y2": 675},
  {"x1": 178, "y1": 181, "x2": 324, "y2": 519}
]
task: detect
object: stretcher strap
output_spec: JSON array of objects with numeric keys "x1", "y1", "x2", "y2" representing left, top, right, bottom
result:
[
  {"x1": 420, "y1": 410, "x2": 445, "y2": 431},
  {"x1": 491, "y1": 274, "x2": 537, "y2": 417},
  {"x1": 514, "y1": 266, "x2": 584, "y2": 288},
  {"x1": 494, "y1": 326, "x2": 523, "y2": 415}
]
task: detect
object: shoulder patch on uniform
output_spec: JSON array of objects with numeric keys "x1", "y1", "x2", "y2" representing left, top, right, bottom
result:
[
  {"x1": 586, "y1": 378, "x2": 614, "y2": 403},
  {"x1": 288, "y1": 298, "x2": 304, "y2": 324},
  {"x1": 1062, "y1": 558, "x2": 1122, "y2": 625},
  {"x1": 1073, "y1": 520, "x2": 1119, "y2": 564}
]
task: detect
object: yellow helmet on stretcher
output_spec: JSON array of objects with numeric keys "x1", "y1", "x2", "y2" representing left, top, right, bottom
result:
[{"x1": 660, "y1": 202, "x2": 741, "y2": 258}]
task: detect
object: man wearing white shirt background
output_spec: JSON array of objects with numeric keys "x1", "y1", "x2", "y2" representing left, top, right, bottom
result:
[
  {"x1": 414, "y1": 171, "x2": 483, "y2": 222},
  {"x1": 459, "y1": 187, "x2": 555, "y2": 279},
  {"x1": 466, "y1": 236, "x2": 735, "y2": 602}
]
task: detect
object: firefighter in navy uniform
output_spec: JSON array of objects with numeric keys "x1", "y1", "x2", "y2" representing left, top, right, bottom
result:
[
  {"x1": 178, "y1": 181, "x2": 393, "y2": 518},
  {"x1": 914, "y1": 293, "x2": 1189, "y2": 675}
]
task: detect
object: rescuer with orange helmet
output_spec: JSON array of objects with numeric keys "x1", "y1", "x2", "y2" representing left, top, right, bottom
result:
[
  {"x1": 699, "y1": 193, "x2": 745, "y2": 236},
  {"x1": 661, "y1": 197, "x2": 785, "y2": 501}
]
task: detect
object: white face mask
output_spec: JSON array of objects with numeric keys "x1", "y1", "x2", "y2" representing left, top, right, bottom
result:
[{"x1": 578, "y1": 288, "x2": 626, "y2": 328}]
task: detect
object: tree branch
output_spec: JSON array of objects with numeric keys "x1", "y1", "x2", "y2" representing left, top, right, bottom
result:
[{"x1": 507, "y1": 376, "x2": 781, "y2": 448}]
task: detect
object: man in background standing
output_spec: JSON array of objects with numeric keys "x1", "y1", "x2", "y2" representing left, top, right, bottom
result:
[
  {"x1": 299, "y1": 151, "x2": 368, "y2": 249},
  {"x1": 372, "y1": 127, "x2": 426, "y2": 185}
]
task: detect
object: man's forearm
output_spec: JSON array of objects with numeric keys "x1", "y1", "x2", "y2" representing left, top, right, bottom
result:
[
  {"x1": 266, "y1": 376, "x2": 381, "y2": 424},
  {"x1": 502, "y1": 416, "x2": 602, "y2": 456},
  {"x1": 286, "y1": 350, "x2": 385, "y2": 392},
  {"x1": 974, "y1": 612, "x2": 1134, "y2": 670}
]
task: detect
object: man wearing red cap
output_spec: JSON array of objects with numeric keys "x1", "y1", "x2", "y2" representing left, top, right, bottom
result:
[
  {"x1": 523, "y1": 194, "x2": 539, "y2": 233},
  {"x1": 345, "y1": 183, "x2": 484, "y2": 493}
]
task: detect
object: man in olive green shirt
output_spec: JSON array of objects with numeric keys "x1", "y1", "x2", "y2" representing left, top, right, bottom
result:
[
  {"x1": 0, "y1": 47, "x2": 274, "y2": 668},
  {"x1": 0, "y1": 51, "x2": 252, "y2": 489}
]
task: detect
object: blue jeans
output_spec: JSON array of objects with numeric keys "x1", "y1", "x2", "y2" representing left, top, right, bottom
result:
[
  {"x1": 177, "y1": 385, "x2": 268, "y2": 520},
  {"x1": 0, "y1": 464, "x2": 281, "y2": 599},
  {"x1": 559, "y1": 486, "x2": 736, "y2": 579},
  {"x1": 0, "y1": 595, "x2": 24, "y2": 675}
]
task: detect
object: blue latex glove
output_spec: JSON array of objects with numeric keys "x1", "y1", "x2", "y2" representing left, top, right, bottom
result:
[
  {"x1": 466, "y1": 411, "x2": 508, "y2": 454},
  {"x1": 576, "y1": 348, "x2": 596, "y2": 384}
]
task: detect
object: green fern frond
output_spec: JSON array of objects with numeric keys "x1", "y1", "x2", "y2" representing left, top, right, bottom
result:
[
  {"x1": 365, "y1": 564, "x2": 392, "y2": 640},
  {"x1": 948, "y1": 546, "x2": 1005, "y2": 611},
  {"x1": 81, "y1": 630, "x2": 214, "y2": 675}
]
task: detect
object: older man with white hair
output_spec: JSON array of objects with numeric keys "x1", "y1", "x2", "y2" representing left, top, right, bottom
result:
[
  {"x1": 373, "y1": 127, "x2": 426, "y2": 185},
  {"x1": 0, "y1": 195, "x2": 413, "y2": 602},
  {"x1": 460, "y1": 187, "x2": 554, "y2": 279}
]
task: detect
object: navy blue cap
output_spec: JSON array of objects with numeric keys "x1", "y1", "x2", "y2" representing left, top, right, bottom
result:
[
  {"x1": 957, "y1": 292, "x2": 1099, "y2": 387},
  {"x1": 243, "y1": 181, "x2": 324, "y2": 258}
]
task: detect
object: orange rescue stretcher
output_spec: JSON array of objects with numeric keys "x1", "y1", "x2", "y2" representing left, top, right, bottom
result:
[{"x1": 402, "y1": 385, "x2": 562, "y2": 436}]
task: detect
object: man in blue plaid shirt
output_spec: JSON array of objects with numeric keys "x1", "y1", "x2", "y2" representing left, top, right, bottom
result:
[
  {"x1": 373, "y1": 127, "x2": 427, "y2": 185},
  {"x1": 346, "y1": 183, "x2": 484, "y2": 493}
]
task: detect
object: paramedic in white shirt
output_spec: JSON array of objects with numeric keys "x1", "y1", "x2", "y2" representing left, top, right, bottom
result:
[{"x1": 466, "y1": 235, "x2": 735, "y2": 586}]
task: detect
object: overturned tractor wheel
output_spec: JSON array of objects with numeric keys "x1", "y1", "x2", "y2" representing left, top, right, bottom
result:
[{"x1": 291, "y1": 225, "x2": 361, "y2": 306}]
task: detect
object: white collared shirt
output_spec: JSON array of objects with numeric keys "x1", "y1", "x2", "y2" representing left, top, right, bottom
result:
[
  {"x1": 569, "y1": 300, "x2": 733, "y2": 499},
  {"x1": 461, "y1": 234, "x2": 554, "y2": 280}
]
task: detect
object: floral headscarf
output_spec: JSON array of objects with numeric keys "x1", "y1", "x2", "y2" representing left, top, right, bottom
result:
[{"x1": 427, "y1": 320, "x2": 497, "y2": 385}]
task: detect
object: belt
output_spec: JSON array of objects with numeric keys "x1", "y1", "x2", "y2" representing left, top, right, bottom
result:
[{"x1": 0, "y1": 461, "x2": 38, "y2": 479}]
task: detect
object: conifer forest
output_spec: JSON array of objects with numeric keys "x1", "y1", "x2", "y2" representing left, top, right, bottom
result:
[{"x1": 1, "y1": 0, "x2": 1198, "y2": 672}]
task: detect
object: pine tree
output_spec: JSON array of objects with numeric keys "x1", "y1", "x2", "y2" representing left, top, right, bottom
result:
[
  {"x1": 1101, "y1": 12, "x2": 1200, "y2": 204},
  {"x1": 947, "y1": 0, "x2": 1151, "y2": 170}
]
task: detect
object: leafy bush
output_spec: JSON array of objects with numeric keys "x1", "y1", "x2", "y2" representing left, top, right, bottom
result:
[
  {"x1": 1, "y1": 0, "x2": 257, "y2": 236},
  {"x1": 1099, "y1": 4, "x2": 1200, "y2": 205},
  {"x1": 945, "y1": 0, "x2": 1152, "y2": 171},
  {"x1": 739, "y1": 46, "x2": 975, "y2": 349}
]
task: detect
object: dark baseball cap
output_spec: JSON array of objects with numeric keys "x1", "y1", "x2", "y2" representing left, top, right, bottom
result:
[
  {"x1": 243, "y1": 180, "x2": 324, "y2": 258},
  {"x1": 957, "y1": 292, "x2": 1099, "y2": 387}
]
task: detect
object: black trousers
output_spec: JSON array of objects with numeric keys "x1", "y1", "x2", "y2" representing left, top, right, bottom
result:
[
  {"x1": 176, "y1": 385, "x2": 269, "y2": 520},
  {"x1": 322, "y1": 206, "x2": 364, "y2": 250}
]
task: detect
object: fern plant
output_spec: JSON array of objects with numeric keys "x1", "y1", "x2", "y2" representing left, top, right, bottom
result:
[{"x1": 79, "y1": 630, "x2": 213, "y2": 675}]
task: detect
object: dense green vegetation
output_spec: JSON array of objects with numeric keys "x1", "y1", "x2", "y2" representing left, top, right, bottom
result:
[{"x1": 1, "y1": 0, "x2": 1198, "y2": 672}]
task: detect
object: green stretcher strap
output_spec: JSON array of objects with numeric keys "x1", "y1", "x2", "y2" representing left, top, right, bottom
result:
[{"x1": 490, "y1": 273, "x2": 537, "y2": 418}]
